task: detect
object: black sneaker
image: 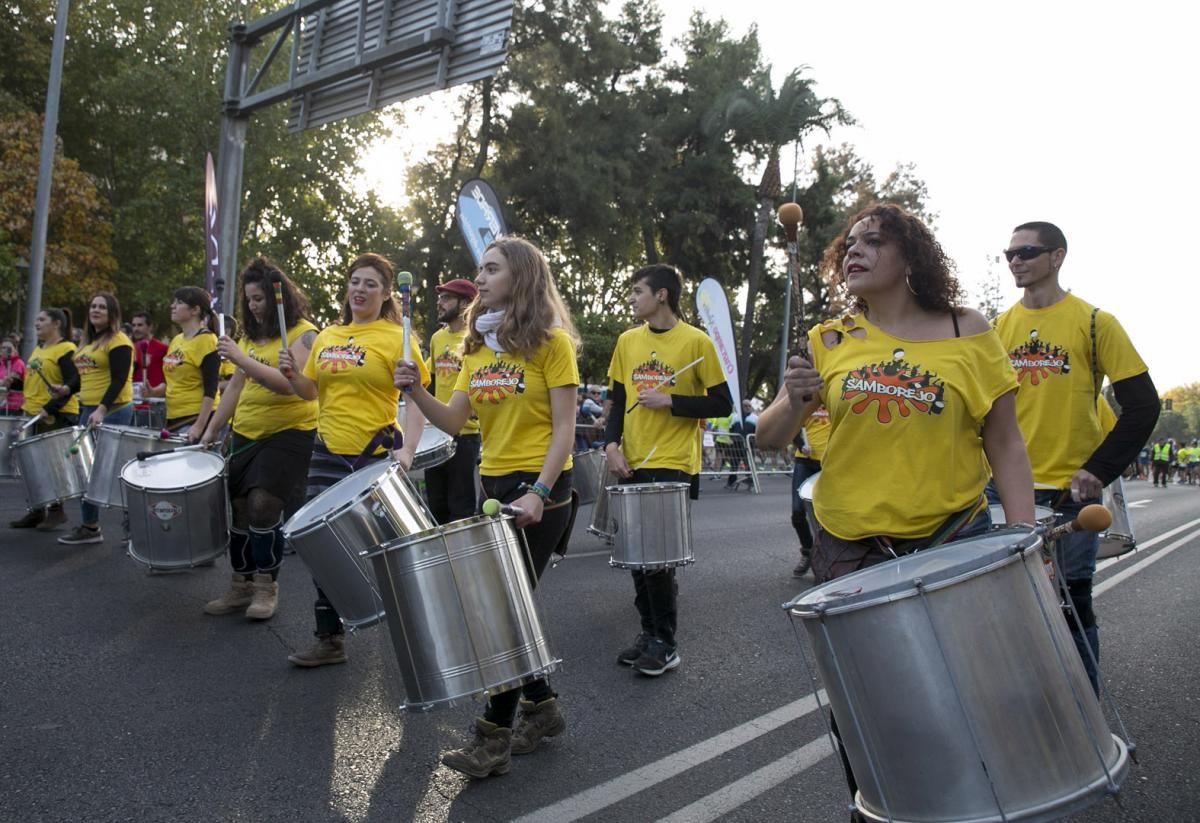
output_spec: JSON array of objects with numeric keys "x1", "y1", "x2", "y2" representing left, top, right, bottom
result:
[
  {"x1": 616, "y1": 633, "x2": 651, "y2": 667},
  {"x1": 633, "y1": 638, "x2": 680, "y2": 676},
  {"x1": 58, "y1": 525, "x2": 103, "y2": 545},
  {"x1": 792, "y1": 552, "x2": 812, "y2": 578}
]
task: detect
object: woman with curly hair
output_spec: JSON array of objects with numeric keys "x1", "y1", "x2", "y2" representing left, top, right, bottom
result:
[
  {"x1": 394, "y1": 236, "x2": 580, "y2": 779},
  {"x1": 757, "y1": 202, "x2": 1035, "y2": 820}
]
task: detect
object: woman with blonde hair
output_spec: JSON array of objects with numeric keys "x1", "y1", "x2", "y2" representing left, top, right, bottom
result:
[{"x1": 394, "y1": 236, "x2": 580, "y2": 778}]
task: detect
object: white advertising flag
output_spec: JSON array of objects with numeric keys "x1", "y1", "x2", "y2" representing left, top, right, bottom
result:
[{"x1": 694, "y1": 278, "x2": 741, "y2": 425}]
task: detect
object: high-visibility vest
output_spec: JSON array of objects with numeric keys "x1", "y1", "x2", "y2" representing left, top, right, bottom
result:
[{"x1": 1153, "y1": 442, "x2": 1172, "y2": 461}]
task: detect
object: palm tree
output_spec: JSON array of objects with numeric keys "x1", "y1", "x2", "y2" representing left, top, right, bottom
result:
[{"x1": 703, "y1": 68, "x2": 848, "y2": 391}]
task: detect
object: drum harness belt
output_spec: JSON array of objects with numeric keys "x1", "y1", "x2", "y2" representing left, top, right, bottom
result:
[
  {"x1": 318, "y1": 424, "x2": 402, "y2": 472},
  {"x1": 870, "y1": 494, "x2": 988, "y2": 560}
]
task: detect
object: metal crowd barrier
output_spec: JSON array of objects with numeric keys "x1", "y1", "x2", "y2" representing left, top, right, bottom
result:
[{"x1": 700, "y1": 429, "x2": 760, "y2": 493}]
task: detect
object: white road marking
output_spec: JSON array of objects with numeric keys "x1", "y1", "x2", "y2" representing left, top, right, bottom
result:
[
  {"x1": 1127, "y1": 499, "x2": 1151, "y2": 508},
  {"x1": 1095, "y1": 522, "x2": 1200, "y2": 597}
]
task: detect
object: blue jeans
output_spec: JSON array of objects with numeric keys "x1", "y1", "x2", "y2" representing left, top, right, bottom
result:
[{"x1": 79, "y1": 403, "x2": 133, "y2": 526}]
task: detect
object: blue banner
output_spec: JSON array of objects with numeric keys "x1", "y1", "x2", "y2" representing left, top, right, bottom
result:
[{"x1": 456, "y1": 177, "x2": 508, "y2": 265}]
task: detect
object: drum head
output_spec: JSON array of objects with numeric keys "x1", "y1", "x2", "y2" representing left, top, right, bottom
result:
[
  {"x1": 101, "y1": 424, "x2": 163, "y2": 439},
  {"x1": 987, "y1": 504, "x2": 1055, "y2": 526},
  {"x1": 799, "y1": 471, "x2": 820, "y2": 503},
  {"x1": 788, "y1": 528, "x2": 1040, "y2": 616},
  {"x1": 287, "y1": 458, "x2": 395, "y2": 531},
  {"x1": 120, "y1": 450, "x2": 224, "y2": 489}
]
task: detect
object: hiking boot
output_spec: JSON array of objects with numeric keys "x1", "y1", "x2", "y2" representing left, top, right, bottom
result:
[
  {"x1": 616, "y1": 632, "x2": 651, "y2": 667},
  {"x1": 287, "y1": 634, "x2": 346, "y2": 667},
  {"x1": 244, "y1": 573, "x2": 278, "y2": 620},
  {"x1": 793, "y1": 551, "x2": 812, "y2": 578},
  {"x1": 36, "y1": 505, "x2": 66, "y2": 531},
  {"x1": 57, "y1": 525, "x2": 103, "y2": 545},
  {"x1": 633, "y1": 638, "x2": 680, "y2": 676},
  {"x1": 511, "y1": 697, "x2": 566, "y2": 755},
  {"x1": 441, "y1": 719, "x2": 512, "y2": 778},
  {"x1": 10, "y1": 508, "x2": 45, "y2": 528},
  {"x1": 204, "y1": 576, "x2": 255, "y2": 615}
]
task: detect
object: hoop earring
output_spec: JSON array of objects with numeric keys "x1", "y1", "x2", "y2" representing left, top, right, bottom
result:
[{"x1": 905, "y1": 270, "x2": 918, "y2": 297}]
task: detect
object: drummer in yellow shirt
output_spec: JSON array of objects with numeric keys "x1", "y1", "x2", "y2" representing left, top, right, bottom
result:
[
  {"x1": 10, "y1": 307, "x2": 81, "y2": 530},
  {"x1": 200, "y1": 258, "x2": 320, "y2": 622},
  {"x1": 145, "y1": 286, "x2": 220, "y2": 442},
  {"x1": 603, "y1": 264, "x2": 731, "y2": 677},
  {"x1": 280, "y1": 252, "x2": 428, "y2": 666},
  {"x1": 395, "y1": 236, "x2": 580, "y2": 779},
  {"x1": 58, "y1": 292, "x2": 135, "y2": 546},
  {"x1": 757, "y1": 204, "x2": 1035, "y2": 806}
]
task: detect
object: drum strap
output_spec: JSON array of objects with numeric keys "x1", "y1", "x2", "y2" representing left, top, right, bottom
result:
[
  {"x1": 319, "y1": 424, "x2": 401, "y2": 472},
  {"x1": 873, "y1": 494, "x2": 988, "y2": 557}
]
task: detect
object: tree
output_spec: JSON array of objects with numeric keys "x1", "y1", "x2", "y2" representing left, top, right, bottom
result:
[{"x1": 0, "y1": 111, "x2": 117, "y2": 311}]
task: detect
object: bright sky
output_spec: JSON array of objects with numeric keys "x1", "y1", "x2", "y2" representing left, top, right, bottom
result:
[{"x1": 364, "y1": 1, "x2": 1196, "y2": 391}]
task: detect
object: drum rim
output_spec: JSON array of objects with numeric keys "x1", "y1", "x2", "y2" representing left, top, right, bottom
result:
[
  {"x1": 365, "y1": 513, "x2": 509, "y2": 558},
  {"x1": 11, "y1": 425, "x2": 85, "y2": 447},
  {"x1": 283, "y1": 458, "x2": 404, "y2": 539},
  {"x1": 607, "y1": 482, "x2": 690, "y2": 495},
  {"x1": 119, "y1": 450, "x2": 226, "y2": 489},
  {"x1": 786, "y1": 528, "x2": 1041, "y2": 617}
]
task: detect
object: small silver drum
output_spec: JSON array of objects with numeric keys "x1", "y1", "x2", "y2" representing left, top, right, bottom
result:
[
  {"x1": 0, "y1": 415, "x2": 28, "y2": 478},
  {"x1": 367, "y1": 514, "x2": 560, "y2": 711},
  {"x1": 570, "y1": 449, "x2": 606, "y2": 506},
  {"x1": 786, "y1": 529, "x2": 1129, "y2": 823},
  {"x1": 131, "y1": 398, "x2": 167, "y2": 430},
  {"x1": 284, "y1": 459, "x2": 435, "y2": 630},
  {"x1": 987, "y1": 504, "x2": 1056, "y2": 528},
  {"x1": 607, "y1": 482, "x2": 693, "y2": 569},
  {"x1": 798, "y1": 470, "x2": 820, "y2": 526},
  {"x1": 12, "y1": 426, "x2": 95, "y2": 507},
  {"x1": 122, "y1": 450, "x2": 229, "y2": 570},
  {"x1": 86, "y1": 425, "x2": 186, "y2": 508},
  {"x1": 1098, "y1": 477, "x2": 1136, "y2": 560},
  {"x1": 411, "y1": 425, "x2": 456, "y2": 472},
  {"x1": 585, "y1": 452, "x2": 617, "y2": 543}
]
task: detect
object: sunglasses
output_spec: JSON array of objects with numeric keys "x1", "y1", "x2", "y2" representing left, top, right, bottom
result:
[{"x1": 1003, "y1": 245, "x2": 1055, "y2": 263}]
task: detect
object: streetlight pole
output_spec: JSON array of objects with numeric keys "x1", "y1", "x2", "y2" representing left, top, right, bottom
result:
[{"x1": 23, "y1": 0, "x2": 72, "y2": 361}]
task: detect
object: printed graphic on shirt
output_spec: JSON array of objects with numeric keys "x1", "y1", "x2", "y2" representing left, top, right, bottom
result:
[
  {"x1": 316, "y1": 338, "x2": 367, "y2": 373},
  {"x1": 74, "y1": 352, "x2": 99, "y2": 374},
  {"x1": 433, "y1": 346, "x2": 463, "y2": 379},
  {"x1": 164, "y1": 348, "x2": 185, "y2": 369},
  {"x1": 840, "y1": 348, "x2": 946, "y2": 424},
  {"x1": 1008, "y1": 329, "x2": 1071, "y2": 387},
  {"x1": 630, "y1": 354, "x2": 675, "y2": 393},
  {"x1": 468, "y1": 359, "x2": 525, "y2": 404}
]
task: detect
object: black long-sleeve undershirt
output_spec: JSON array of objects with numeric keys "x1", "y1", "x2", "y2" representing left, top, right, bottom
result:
[
  {"x1": 604, "y1": 379, "x2": 733, "y2": 447},
  {"x1": 98, "y1": 345, "x2": 132, "y2": 410},
  {"x1": 1083, "y1": 371, "x2": 1160, "y2": 486},
  {"x1": 199, "y1": 352, "x2": 220, "y2": 399},
  {"x1": 43, "y1": 353, "x2": 81, "y2": 415}
]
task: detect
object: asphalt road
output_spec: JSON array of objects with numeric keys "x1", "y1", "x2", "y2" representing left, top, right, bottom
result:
[{"x1": 1, "y1": 472, "x2": 1197, "y2": 823}]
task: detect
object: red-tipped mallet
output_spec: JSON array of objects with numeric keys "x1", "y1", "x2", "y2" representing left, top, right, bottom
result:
[
  {"x1": 159, "y1": 428, "x2": 171, "y2": 440},
  {"x1": 272, "y1": 278, "x2": 289, "y2": 350}
]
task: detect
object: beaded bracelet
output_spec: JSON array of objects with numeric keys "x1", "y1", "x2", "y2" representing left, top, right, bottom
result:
[{"x1": 522, "y1": 481, "x2": 552, "y2": 500}]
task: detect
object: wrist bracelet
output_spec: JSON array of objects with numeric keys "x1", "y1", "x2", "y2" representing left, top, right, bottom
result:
[{"x1": 523, "y1": 481, "x2": 551, "y2": 500}]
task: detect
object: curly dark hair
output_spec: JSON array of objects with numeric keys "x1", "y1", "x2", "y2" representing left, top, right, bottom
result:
[
  {"x1": 821, "y1": 202, "x2": 963, "y2": 315},
  {"x1": 238, "y1": 256, "x2": 313, "y2": 341}
]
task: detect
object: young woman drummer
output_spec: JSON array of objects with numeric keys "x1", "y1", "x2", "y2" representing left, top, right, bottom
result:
[
  {"x1": 58, "y1": 292, "x2": 135, "y2": 546},
  {"x1": 279, "y1": 252, "x2": 428, "y2": 666},
  {"x1": 394, "y1": 236, "x2": 581, "y2": 779},
  {"x1": 756, "y1": 203, "x2": 1034, "y2": 819},
  {"x1": 9, "y1": 307, "x2": 80, "y2": 530},
  {"x1": 200, "y1": 258, "x2": 319, "y2": 621},
  {"x1": 145, "y1": 287, "x2": 220, "y2": 442}
]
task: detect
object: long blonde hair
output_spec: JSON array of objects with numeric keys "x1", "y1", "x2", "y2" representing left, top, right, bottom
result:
[{"x1": 463, "y1": 237, "x2": 581, "y2": 358}]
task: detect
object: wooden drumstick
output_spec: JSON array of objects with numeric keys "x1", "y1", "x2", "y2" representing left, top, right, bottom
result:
[
  {"x1": 626, "y1": 356, "x2": 705, "y2": 413},
  {"x1": 272, "y1": 279, "x2": 289, "y2": 350},
  {"x1": 1047, "y1": 504, "x2": 1112, "y2": 542},
  {"x1": 631, "y1": 445, "x2": 658, "y2": 472}
]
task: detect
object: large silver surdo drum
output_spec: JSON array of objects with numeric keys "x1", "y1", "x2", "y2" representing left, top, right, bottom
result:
[
  {"x1": 12, "y1": 426, "x2": 95, "y2": 507},
  {"x1": 87, "y1": 425, "x2": 186, "y2": 508},
  {"x1": 0, "y1": 415, "x2": 27, "y2": 478},
  {"x1": 607, "y1": 482, "x2": 693, "y2": 569},
  {"x1": 368, "y1": 514, "x2": 559, "y2": 711},
  {"x1": 786, "y1": 529, "x2": 1128, "y2": 823}
]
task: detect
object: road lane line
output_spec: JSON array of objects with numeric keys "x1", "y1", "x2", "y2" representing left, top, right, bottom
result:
[
  {"x1": 510, "y1": 691, "x2": 827, "y2": 823},
  {"x1": 656, "y1": 737, "x2": 836, "y2": 823},
  {"x1": 1095, "y1": 525, "x2": 1200, "y2": 597}
]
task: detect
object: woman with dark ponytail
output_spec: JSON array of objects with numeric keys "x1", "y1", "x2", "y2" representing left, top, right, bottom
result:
[
  {"x1": 146, "y1": 287, "x2": 220, "y2": 442},
  {"x1": 199, "y1": 257, "x2": 320, "y2": 621},
  {"x1": 9, "y1": 307, "x2": 80, "y2": 530}
]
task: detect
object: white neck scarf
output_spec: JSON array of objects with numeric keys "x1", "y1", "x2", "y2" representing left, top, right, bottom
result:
[{"x1": 474, "y1": 309, "x2": 506, "y2": 353}]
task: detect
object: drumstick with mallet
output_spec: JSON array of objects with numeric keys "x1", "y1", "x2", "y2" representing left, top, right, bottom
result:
[
  {"x1": 482, "y1": 498, "x2": 524, "y2": 518},
  {"x1": 626, "y1": 356, "x2": 705, "y2": 413},
  {"x1": 778, "y1": 202, "x2": 814, "y2": 404},
  {"x1": 64, "y1": 422, "x2": 94, "y2": 456},
  {"x1": 1046, "y1": 503, "x2": 1112, "y2": 542},
  {"x1": 396, "y1": 270, "x2": 413, "y2": 393}
]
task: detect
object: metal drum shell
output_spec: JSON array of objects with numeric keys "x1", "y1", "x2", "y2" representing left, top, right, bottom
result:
[
  {"x1": 410, "y1": 426, "x2": 457, "y2": 472},
  {"x1": 987, "y1": 504, "x2": 1056, "y2": 528},
  {"x1": 86, "y1": 425, "x2": 186, "y2": 508},
  {"x1": 121, "y1": 451, "x2": 229, "y2": 571},
  {"x1": 130, "y1": 398, "x2": 167, "y2": 430},
  {"x1": 1098, "y1": 477, "x2": 1136, "y2": 560},
  {"x1": 12, "y1": 426, "x2": 94, "y2": 507},
  {"x1": 368, "y1": 515, "x2": 560, "y2": 711},
  {"x1": 608, "y1": 482, "x2": 693, "y2": 569},
  {"x1": 586, "y1": 454, "x2": 618, "y2": 541},
  {"x1": 284, "y1": 460, "x2": 435, "y2": 630},
  {"x1": 570, "y1": 449, "x2": 606, "y2": 506},
  {"x1": 0, "y1": 416, "x2": 28, "y2": 478},
  {"x1": 787, "y1": 529, "x2": 1128, "y2": 823}
]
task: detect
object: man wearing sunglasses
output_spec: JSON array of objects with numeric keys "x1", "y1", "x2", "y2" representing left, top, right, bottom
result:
[{"x1": 994, "y1": 221, "x2": 1159, "y2": 694}]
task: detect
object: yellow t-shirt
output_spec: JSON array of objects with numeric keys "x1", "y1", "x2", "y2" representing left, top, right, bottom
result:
[
  {"x1": 164, "y1": 330, "x2": 220, "y2": 419},
  {"x1": 810, "y1": 314, "x2": 1017, "y2": 541},
  {"x1": 607, "y1": 322, "x2": 726, "y2": 474},
  {"x1": 76, "y1": 332, "x2": 134, "y2": 408},
  {"x1": 455, "y1": 328, "x2": 579, "y2": 475},
  {"x1": 219, "y1": 358, "x2": 236, "y2": 381},
  {"x1": 23, "y1": 340, "x2": 80, "y2": 417},
  {"x1": 794, "y1": 406, "x2": 831, "y2": 462},
  {"x1": 233, "y1": 320, "x2": 319, "y2": 440},
  {"x1": 427, "y1": 325, "x2": 479, "y2": 435},
  {"x1": 994, "y1": 293, "x2": 1148, "y2": 489},
  {"x1": 303, "y1": 319, "x2": 429, "y2": 455}
]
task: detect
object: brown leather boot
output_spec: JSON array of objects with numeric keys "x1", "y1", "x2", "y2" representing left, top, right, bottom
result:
[
  {"x1": 204, "y1": 576, "x2": 254, "y2": 615},
  {"x1": 244, "y1": 574, "x2": 278, "y2": 620},
  {"x1": 511, "y1": 697, "x2": 566, "y2": 755},
  {"x1": 441, "y1": 719, "x2": 512, "y2": 778},
  {"x1": 287, "y1": 634, "x2": 346, "y2": 667}
]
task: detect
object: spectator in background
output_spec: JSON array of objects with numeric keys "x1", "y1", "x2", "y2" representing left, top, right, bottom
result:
[
  {"x1": 1, "y1": 335, "x2": 25, "y2": 414},
  {"x1": 130, "y1": 311, "x2": 167, "y2": 391}
]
